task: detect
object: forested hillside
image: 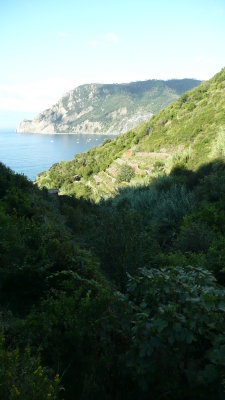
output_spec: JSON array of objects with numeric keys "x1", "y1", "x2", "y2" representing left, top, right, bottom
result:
[
  {"x1": 1, "y1": 157, "x2": 225, "y2": 399},
  {"x1": 0, "y1": 68, "x2": 225, "y2": 399}
]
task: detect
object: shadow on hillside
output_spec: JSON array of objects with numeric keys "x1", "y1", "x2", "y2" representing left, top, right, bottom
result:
[
  {"x1": 1, "y1": 157, "x2": 224, "y2": 296},
  {"x1": 57, "y1": 157, "x2": 225, "y2": 211},
  {"x1": 1, "y1": 158, "x2": 225, "y2": 400},
  {"x1": 57, "y1": 158, "x2": 225, "y2": 290},
  {"x1": 101, "y1": 157, "x2": 225, "y2": 203}
]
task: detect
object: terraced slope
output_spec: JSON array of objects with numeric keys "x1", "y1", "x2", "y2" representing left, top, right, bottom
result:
[{"x1": 36, "y1": 68, "x2": 225, "y2": 200}]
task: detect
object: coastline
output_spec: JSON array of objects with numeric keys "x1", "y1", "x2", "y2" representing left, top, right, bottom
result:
[{"x1": 16, "y1": 130, "x2": 118, "y2": 136}]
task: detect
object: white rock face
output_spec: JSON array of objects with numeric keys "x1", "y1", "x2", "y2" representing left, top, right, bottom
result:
[
  {"x1": 17, "y1": 79, "x2": 201, "y2": 134},
  {"x1": 17, "y1": 119, "x2": 56, "y2": 133}
]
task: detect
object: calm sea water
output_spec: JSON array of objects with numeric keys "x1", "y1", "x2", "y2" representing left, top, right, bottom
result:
[{"x1": 0, "y1": 130, "x2": 114, "y2": 181}]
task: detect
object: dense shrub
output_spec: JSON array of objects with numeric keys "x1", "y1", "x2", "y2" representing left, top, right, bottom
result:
[
  {"x1": 176, "y1": 221, "x2": 213, "y2": 253},
  {"x1": 0, "y1": 335, "x2": 60, "y2": 400},
  {"x1": 1, "y1": 155, "x2": 225, "y2": 399},
  {"x1": 117, "y1": 164, "x2": 135, "y2": 183},
  {"x1": 126, "y1": 265, "x2": 225, "y2": 399}
]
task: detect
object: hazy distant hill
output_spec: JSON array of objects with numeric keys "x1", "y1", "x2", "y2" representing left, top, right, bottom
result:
[{"x1": 17, "y1": 79, "x2": 201, "y2": 134}]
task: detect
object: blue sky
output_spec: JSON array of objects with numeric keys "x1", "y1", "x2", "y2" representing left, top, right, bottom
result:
[{"x1": 0, "y1": 0, "x2": 224, "y2": 128}]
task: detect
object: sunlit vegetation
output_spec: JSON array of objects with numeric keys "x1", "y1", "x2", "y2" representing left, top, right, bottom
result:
[
  {"x1": 116, "y1": 163, "x2": 134, "y2": 183},
  {"x1": 36, "y1": 68, "x2": 224, "y2": 201}
]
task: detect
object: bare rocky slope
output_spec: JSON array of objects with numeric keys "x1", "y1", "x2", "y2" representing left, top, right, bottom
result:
[{"x1": 17, "y1": 79, "x2": 201, "y2": 134}]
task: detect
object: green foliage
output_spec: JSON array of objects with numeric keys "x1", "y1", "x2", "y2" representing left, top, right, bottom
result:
[
  {"x1": 211, "y1": 128, "x2": 225, "y2": 158},
  {"x1": 113, "y1": 182, "x2": 194, "y2": 237},
  {"x1": 139, "y1": 68, "x2": 225, "y2": 170},
  {"x1": 117, "y1": 163, "x2": 135, "y2": 183},
  {"x1": 19, "y1": 279, "x2": 128, "y2": 399},
  {"x1": 126, "y1": 265, "x2": 225, "y2": 399},
  {"x1": 0, "y1": 163, "x2": 101, "y2": 314},
  {"x1": 175, "y1": 221, "x2": 213, "y2": 253},
  {"x1": 0, "y1": 335, "x2": 60, "y2": 400},
  {"x1": 2, "y1": 158, "x2": 225, "y2": 399}
]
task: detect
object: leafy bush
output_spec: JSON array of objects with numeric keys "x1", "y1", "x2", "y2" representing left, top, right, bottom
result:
[
  {"x1": 117, "y1": 164, "x2": 135, "y2": 183},
  {"x1": 18, "y1": 277, "x2": 129, "y2": 399},
  {"x1": 114, "y1": 183, "x2": 194, "y2": 238},
  {"x1": 211, "y1": 128, "x2": 225, "y2": 158},
  {"x1": 126, "y1": 265, "x2": 225, "y2": 399},
  {"x1": 152, "y1": 160, "x2": 165, "y2": 173},
  {"x1": 0, "y1": 335, "x2": 60, "y2": 400},
  {"x1": 176, "y1": 221, "x2": 213, "y2": 253}
]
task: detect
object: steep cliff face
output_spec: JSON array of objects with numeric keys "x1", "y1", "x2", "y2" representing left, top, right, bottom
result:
[{"x1": 17, "y1": 79, "x2": 201, "y2": 134}]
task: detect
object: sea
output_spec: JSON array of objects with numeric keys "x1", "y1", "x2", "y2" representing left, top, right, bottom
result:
[{"x1": 0, "y1": 130, "x2": 114, "y2": 181}]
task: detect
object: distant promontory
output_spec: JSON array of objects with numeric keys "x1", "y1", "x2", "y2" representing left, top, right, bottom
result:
[{"x1": 17, "y1": 79, "x2": 201, "y2": 134}]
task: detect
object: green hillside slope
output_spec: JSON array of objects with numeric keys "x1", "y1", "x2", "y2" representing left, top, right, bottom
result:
[
  {"x1": 36, "y1": 68, "x2": 225, "y2": 200},
  {"x1": 1, "y1": 147, "x2": 225, "y2": 398}
]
